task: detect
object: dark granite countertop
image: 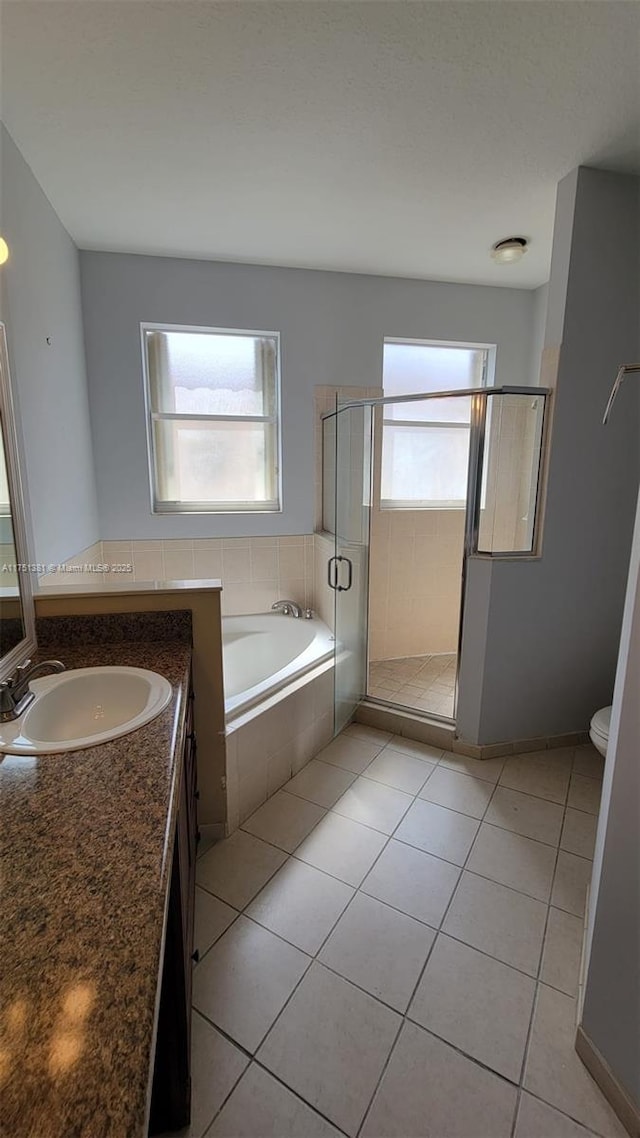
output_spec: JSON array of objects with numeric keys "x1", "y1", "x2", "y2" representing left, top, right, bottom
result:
[{"x1": 0, "y1": 638, "x2": 192, "y2": 1138}]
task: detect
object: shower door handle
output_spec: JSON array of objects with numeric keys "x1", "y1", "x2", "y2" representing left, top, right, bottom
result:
[
  {"x1": 327, "y1": 556, "x2": 339, "y2": 591},
  {"x1": 336, "y1": 557, "x2": 353, "y2": 592},
  {"x1": 327, "y1": 556, "x2": 353, "y2": 591}
]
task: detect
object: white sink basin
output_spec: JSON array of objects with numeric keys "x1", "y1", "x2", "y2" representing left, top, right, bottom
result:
[{"x1": 0, "y1": 666, "x2": 173, "y2": 754}]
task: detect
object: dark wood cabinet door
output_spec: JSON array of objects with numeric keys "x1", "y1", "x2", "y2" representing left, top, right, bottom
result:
[{"x1": 149, "y1": 673, "x2": 198, "y2": 1135}]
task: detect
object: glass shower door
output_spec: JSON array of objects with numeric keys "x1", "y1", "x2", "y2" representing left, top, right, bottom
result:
[{"x1": 331, "y1": 402, "x2": 373, "y2": 733}]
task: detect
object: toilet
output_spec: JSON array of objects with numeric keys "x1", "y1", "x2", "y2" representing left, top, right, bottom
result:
[{"x1": 589, "y1": 705, "x2": 611, "y2": 757}]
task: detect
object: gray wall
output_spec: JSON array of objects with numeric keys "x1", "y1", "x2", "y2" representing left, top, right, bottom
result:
[
  {"x1": 79, "y1": 251, "x2": 535, "y2": 539},
  {"x1": 529, "y1": 282, "x2": 548, "y2": 386},
  {"x1": 582, "y1": 489, "x2": 640, "y2": 1113},
  {"x1": 458, "y1": 168, "x2": 640, "y2": 744},
  {"x1": 0, "y1": 125, "x2": 99, "y2": 566}
]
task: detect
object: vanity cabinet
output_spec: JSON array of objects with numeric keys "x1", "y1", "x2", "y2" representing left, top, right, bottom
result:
[{"x1": 149, "y1": 681, "x2": 199, "y2": 1135}]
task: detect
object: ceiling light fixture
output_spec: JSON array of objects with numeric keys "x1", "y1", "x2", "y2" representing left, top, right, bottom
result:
[
  {"x1": 0, "y1": 238, "x2": 9, "y2": 265},
  {"x1": 491, "y1": 237, "x2": 528, "y2": 265}
]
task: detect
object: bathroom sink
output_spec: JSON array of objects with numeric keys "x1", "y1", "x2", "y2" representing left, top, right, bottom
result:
[{"x1": 0, "y1": 666, "x2": 172, "y2": 754}]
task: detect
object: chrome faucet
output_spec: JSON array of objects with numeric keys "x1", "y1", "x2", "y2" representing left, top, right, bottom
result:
[
  {"x1": 271, "y1": 599, "x2": 303, "y2": 619},
  {"x1": 0, "y1": 658, "x2": 65, "y2": 722}
]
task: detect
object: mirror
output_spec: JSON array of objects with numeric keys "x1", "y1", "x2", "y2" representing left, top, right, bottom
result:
[{"x1": 0, "y1": 321, "x2": 36, "y2": 677}]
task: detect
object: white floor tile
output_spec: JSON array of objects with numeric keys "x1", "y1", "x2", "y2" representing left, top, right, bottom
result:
[
  {"x1": 196, "y1": 830, "x2": 288, "y2": 909},
  {"x1": 192, "y1": 916, "x2": 309, "y2": 1053},
  {"x1": 540, "y1": 906, "x2": 584, "y2": 997},
  {"x1": 319, "y1": 893, "x2": 435, "y2": 1012},
  {"x1": 361, "y1": 838, "x2": 460, "y2": 928},
  {"x1": 190, "y1": 726, "x2": 615, "y2": 1138},
  {"x1": 332, "y1": 776, "x2": 413, "y2": 835},
  {"x1": 485, "y1": 785, "x2": 564, "y2": 845},
  {"x1": 514, "y1": 1092, "x2": 600, "y2": 1138},
  {"x1": 344, "y1": 723, "x2": 392, "y2": 747},
  {"x1": 567, "y1": 772, "x2": 602, "y2": 815},
  {"x1": 524, "y1": 985, "x2": 628, "y2": 1137},
  {"x1": 467, "y1": 824, "x2": 557, "y2": 902},
  {"x1": 551, "y1": 850, "x2": 593, "y2": 917},
  {"x1": 208, "y1": 1063, "x2": 342, "y2": 1137},
  {"x1": 572, "y1": 745, "x2": 605, "y2": 781},
  {"x1": 246, "y1": 858, "x2": 353, "y2": 954},
  {"x1": 499, "y1": 751, "x2": 572, "y2": 804},
  {"x1": 395, "y1": 799, "x2": 479, "y2": 866},
  {"x1": 284, "y1": 759, "x2": 356, "y2": 808},
  {"x1": 408, "y1": 933, "x2": 536, "y2": 1083},
  {"x1": 241, "y1": 790, "x2": 326, "y2": 853},
  {"x1": 186, "y1": 1011, "x2": 248, "y2": 1138},
  {"x1": 418, "y1": 766, "x2": 494, "y2": 818},
  {"x1": 364, "y1": 748, "x2": 436, "y2": 794},
  {"x1": 294, "y1": 811, "x2": 387, "y2": 886},
  {"x1": 316, "y1": 734, "x2": 382, "y2": 774},
  {"x1": 439, "y1": 750, "x2": 506, "y2": 782},
  {"x1": 385, "y1": 735, "x2": 444, "y2": 761},
  {"x1": 561, "y1": 808, "x2": 597, "y2": 859},
  {"x1": 193, "y1": 888, "x2": 237, "y2": 959},
  {"x1": 258, "y1": 963, "x2": 401, "y2": 1137},
  {"x1": 443, "y1": 871, "x2": 547, "y2": 976},
  {"x1": 361, "y1": 1022, "x2": 518, "y2": 1137}
]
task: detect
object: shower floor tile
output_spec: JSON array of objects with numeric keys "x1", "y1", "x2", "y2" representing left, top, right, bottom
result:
[
  {"x1": 368, "y1": 653, "x2": 456, "y2": 718},
  {"x1": 188, "y1": 735, "x2": 614, "y2": 1138}
]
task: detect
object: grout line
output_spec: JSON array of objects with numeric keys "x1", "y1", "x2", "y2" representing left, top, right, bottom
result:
[
  {"x1": 354, "y1": 1004, "x2": 405, "y2": 1138},
  {"x1": 197, "y1": 1018, "x2": 351, "y2": 1138},
  {"x1": 510, "y1": 844, "x2": 561, "y2": 1137},
  {"x1": 476, "y1": 815, "x2": 565, "y2": 850},
  {"x1": 200, "y1": 791, "x2": 591, "y2": 949},
  {"x1": 519, "y1": 1089, "x2": 611, "y2": 1138},
  {"x1": 252, "y1": 1057, "x2": 352, "y2": 1137},
  {"x1": 204, "y1": 817, "x2": 591, "y2": 932},
  {"x1": 192, "y1": 1005, "x2": 254, "y2": 1060}
]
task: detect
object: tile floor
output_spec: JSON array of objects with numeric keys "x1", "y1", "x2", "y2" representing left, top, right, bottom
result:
[
  {"x1": 368, "y1": 653, "x2": 456, "y2": 719},
  {"x1": 188, "y1": 726, "x2": 622, "y2": 1138}
]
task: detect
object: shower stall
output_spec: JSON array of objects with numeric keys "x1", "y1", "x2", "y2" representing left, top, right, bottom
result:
[{"x1": 321, "y1": 385, "x2": 549, "y2": 734}]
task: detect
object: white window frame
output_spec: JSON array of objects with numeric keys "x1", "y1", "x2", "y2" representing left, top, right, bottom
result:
[
  {"x1": 141, "y1": 322, "x2": 282, "y2": 514},
  {"x1": 380, "y1": 337, "x2": 494, "y2": 510}
]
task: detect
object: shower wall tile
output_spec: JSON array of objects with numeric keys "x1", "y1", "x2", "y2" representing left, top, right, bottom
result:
[{"x1": 368, "y1": 509, "x2": 464, "y2": 661}]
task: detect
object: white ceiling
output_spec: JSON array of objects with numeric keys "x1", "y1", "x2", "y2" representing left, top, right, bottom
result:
[{"x1": 1, "y1": 1, "x2": 639, "y2": 288}]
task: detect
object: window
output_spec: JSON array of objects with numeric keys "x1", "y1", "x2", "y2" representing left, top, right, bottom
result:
[
  {"x1": 380, "y1": 339, "x2": 490, "y2": 508},
  {"x1": 142, "y1": 324, "x2": 281, "y2": 513}
]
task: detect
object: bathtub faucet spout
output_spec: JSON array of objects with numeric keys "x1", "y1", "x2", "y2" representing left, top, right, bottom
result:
[{"x1": 272, "y1": 599, "x2": 303, "y2": 618}]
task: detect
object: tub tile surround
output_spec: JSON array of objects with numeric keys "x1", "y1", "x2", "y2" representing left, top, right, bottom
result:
[
  {"x1": 191, "y1": 733, "x2": 619, "y2": 1138},
  {"x1": 40, "y1": 535, "x2": 316, "y2": 615},
  {"x1": 0, "y1": 541, "x2": 19, "y2": 585},
  {"x1": 225, "y1": 664, "x2": 334, "y2": 832}
]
